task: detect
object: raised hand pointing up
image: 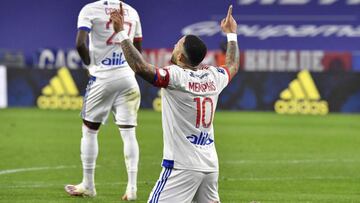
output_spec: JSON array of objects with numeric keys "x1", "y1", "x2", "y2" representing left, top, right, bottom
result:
[{"x1": 221, "y1": 5, "x2": 237, "y2": 34}]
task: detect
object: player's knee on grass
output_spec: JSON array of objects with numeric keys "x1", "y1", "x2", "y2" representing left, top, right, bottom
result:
[{"x1": 83, "y1": 119, "x2": 101, "y2": 130}]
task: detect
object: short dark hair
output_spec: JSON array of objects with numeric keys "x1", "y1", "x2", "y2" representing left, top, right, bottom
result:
[{"x1": 183, "y1": 35, "x2": 207, "y2": 67}]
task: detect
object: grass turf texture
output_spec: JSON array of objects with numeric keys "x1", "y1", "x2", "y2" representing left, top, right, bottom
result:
[{"x1": 0, "y1": 108, "x2": 359, "y2": 203}]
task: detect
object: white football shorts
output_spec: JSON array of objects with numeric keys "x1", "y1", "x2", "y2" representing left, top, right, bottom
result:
[
  {"x1": 148, "y1": 168, "x2": 220, "y2": 203},
  {"x1": 81, "y1": 74, "x2": 140, "y2": 126}
]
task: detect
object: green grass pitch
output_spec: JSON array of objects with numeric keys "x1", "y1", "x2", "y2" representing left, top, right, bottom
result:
[{"x1": 0, "y1": 108, "x2": 360, "y2": 203}]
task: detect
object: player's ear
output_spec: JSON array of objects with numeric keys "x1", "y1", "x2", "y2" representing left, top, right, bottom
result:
[
  {"x1": 179, "y1": 53, "x2": 184, "y2": 61},
  {"x1": 178, "y1": 53, "x2": 189, "y2": 65},
  {"x1": 177, "y1": 53, "x2": 184, "y2": 63}
]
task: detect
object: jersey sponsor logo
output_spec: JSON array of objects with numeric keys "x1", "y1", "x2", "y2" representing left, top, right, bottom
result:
[
  {"x1": 274, "y1": 70, "x2": 328, "y2": 115},
  {"x1": 158, "y1": 69, "x2": 167, "y2": 79},
  {"x1": 37, "y1": 67, "x2": 83, "y2": 110},
  {"x1": 188, "y1": 81, "x2": 216, "y2": 92},
  {"x1": 186, "y1": 131, "x2": 214, "y2": 146},
  {"x1": 154, "y1": 68, "x2": 170, "y2": 88},
  {"x1": 216, "y1": 68, "x2": 226, "y2": 75},
  {"x1": 101, "y1": 52, "x2": 126, "y2": 66},
  {"x1": 189, "y1": 72, "x2": 209, "y2": 79}
]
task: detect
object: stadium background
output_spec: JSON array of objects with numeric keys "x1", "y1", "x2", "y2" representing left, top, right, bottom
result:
[
  {"x1": 1, "y1": 1, "x2": 360, "y2": 202},
  {"x1": 0, "y1": 0, "x2": 359, "y2": 113}
]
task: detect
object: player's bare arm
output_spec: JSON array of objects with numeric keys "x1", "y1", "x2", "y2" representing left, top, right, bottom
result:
[
  {"x1": 76, "y1": 30, "x2": 91, "y2": 65},
  {"x1": 120, "y1": 38, "x2": 155, "y2": 83},
  {"x1": 110, "y1": 4, "x2": 155, "y2": 83},
  {"x1": 221, "y1": 5, "x2": 239, "y2": 79}
]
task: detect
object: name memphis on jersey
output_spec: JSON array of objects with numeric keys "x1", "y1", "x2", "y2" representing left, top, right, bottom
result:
[
  {"x1": 154, "y1": 68, "x2": 219, "y2": 93},
  {"x1": 189, "y1": 81, "x2": 216, "y2": 93}
]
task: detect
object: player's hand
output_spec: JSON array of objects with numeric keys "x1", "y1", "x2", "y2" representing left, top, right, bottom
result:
[
  {"x1": 221, "y1": 5, "x2": 237, "y2": 34},
  {"x1": 110, "y1": 3, "x2": 125, "y2": 33}
]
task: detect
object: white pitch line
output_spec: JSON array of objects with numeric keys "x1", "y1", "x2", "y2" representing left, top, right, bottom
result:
[
  {"x1": 0, "y1": 165, "x2": 77, "y2": 176},
  {"x1": 1, "y1": 159, "x2": 357, "y2": 176},
  {"x1": 223, "y1": 159, "x2": 360, "y2": 165},
  {"x1": 223, "y1": 176, "x2": 359, "y2": 182},
  {"x1": 1, "y1": 159, "x2": 353, "y2": 176},
  {"x1": 0, "y1": 183, "x2": 57, "y2": 189}
]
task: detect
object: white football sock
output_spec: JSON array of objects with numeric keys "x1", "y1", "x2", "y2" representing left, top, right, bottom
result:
[
  {"x1": 119, "y1": 127, "x2": 139, "y2": 190},
  {"x1": 81, "y1": 124, "x2": 99, "y2": 189}
]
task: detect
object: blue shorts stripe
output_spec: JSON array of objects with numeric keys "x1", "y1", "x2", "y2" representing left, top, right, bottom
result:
[
  {"x1": 149, "y1": 168, "x2": 169, "y2": 203},
  {"x1": 154, "y1": 168, "x2": 172, "y2": 202},
  {"x1": 150, "y1": 168, "x2": 171, "y2": 203},
  {"x1": 150, "y1": 169, "x2": 169, "y2": 203},
  {"x1": 81, "y1": 76, "x2": 96, "y2": 118}
]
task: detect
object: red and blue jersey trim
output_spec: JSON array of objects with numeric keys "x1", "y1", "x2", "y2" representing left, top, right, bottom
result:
[
  {"x1": 153, "y1": 68, "x2": 170, "y2": 88},
  {"x1": 133, "y1": 37, "x2": 143, "y2": 42}
]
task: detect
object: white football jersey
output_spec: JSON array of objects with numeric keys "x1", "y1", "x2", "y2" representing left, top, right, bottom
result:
[
  {"x1": 154, "y1": 65, "x2": 231, "y2": 172},
  {"x1": 77, "y1": 0, "x2": 142, "y2": 78}
]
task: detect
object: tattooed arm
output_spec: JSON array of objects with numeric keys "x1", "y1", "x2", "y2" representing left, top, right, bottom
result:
[
  {"x1": 221, "y1": 5, "x2": 239, "y2": 79},
  {"x1": 225, "y1": 41, "x2": 239, "y2": 79},
  {"x1": 110, "y1": 3, "x2": 156, "y2": 84},
  {"x1": 120, "y1": 39, "x2": 156, "y2": 83}
]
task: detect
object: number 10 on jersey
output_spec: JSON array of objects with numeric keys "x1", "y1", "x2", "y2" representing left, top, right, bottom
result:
[{"x1": 194, "y1": 97, "x2": 214, "y2": 128}]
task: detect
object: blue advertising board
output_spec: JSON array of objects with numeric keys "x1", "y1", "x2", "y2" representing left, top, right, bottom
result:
[
  {"x1": 4, "y1": 67, "x2": 360, "y2": 113},
  {"x1": 0, "y1": 0, "x2": 359, "y2": 66}
]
